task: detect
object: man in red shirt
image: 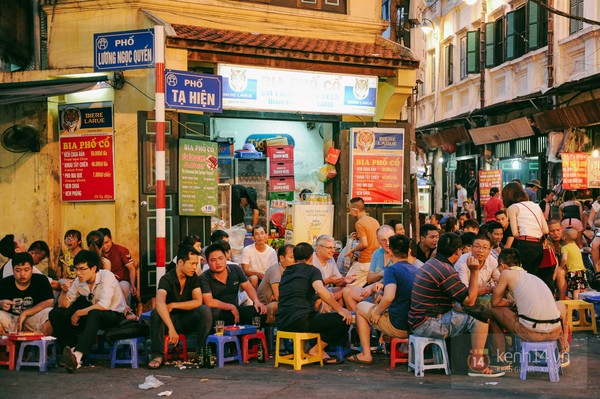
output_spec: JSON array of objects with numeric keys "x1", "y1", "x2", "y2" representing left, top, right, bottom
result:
[
  {"x1": 483, "y1": 187, "x2": 504, "y2": 223},
  {"x1": 99, "y1": 228, "x2": 136, "y2": 305}
]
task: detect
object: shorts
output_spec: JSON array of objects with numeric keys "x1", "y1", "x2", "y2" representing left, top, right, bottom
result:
[
  {"x1": 411, "y1": 309, "x2": 479, "y2": 339},
  {"x1": 357, "y1": 302, "x2": 408, "y2": 339},
  {"x1": 567, "y1": 269, "x2": 588, "y2": 291},
  {"x1": 561, "y1": 218, "x2": 583, "y2": 232}
]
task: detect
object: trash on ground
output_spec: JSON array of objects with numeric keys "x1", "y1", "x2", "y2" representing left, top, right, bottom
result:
[{"x1": 138, "y1": 375, "x2": 165, "y2": 390}]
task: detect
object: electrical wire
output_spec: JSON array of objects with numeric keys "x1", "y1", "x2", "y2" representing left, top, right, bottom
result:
[
  {"x1": 0, "y1": 152, "x2": 28, "y2": 168},
  {"x1": 529, "y1": 0, "x2": 600, "y2": 27}
]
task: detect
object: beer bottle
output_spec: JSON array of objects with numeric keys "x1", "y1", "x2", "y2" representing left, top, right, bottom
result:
[
  {"x1": 205, "y1": 345, "x2": 216, "y2": 369},
  {"x1": 257, "y1": 340, "x2": 265, "y2": 363},
  {"x1": 198, "y1": 345, "x2": 206, "y2": 368}
]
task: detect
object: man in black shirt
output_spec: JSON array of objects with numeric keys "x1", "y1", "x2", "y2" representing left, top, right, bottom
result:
[
  {"x1": 416, "y1": 224, "x2": 439, "y2": 263},
  {"x1": 0, "y1": 252, "x2": 54, "y2": 335},
  {"x1": 148, "y1": 245, "x2": 212, "y2": 369},
  {"x1": 276, "y1": 242, "x2": 352, "y2": 365},
  {"x1": 200, "y1": 243, "x2": 266, "y2": 326}
]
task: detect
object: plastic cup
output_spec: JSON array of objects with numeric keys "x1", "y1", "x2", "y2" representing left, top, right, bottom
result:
[{"x1": 34, "y1": 323, "x2": 43, "y2": 334}]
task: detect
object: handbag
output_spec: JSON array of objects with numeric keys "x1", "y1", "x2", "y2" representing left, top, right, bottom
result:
[{"x1": 539, "y1": 245, "x2": 558, "y2": 269}]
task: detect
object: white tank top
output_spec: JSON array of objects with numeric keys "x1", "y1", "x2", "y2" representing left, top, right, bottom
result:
[
  {"x1": 513, "y1": 269, "x2": 560, "y2": 332},
  {"x1": 511, "y1": 201, "x2": 544, "y2": 238}
]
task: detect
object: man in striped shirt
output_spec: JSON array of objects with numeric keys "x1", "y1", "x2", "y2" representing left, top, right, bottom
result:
[{"x1": 408, "y1": 233, "x2": 504, "y2": 377}]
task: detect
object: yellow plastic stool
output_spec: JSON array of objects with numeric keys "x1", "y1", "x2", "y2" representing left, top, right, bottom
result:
[
  {"x1": 559, "y1": 299, "x2": 597, "y2": 334},
  {"x1": 274, "y1": 331, "x2": 323, "y2": 370}
]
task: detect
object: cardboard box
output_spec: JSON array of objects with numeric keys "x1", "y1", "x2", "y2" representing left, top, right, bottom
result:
[
  {"x1": 266, "y1": 136, "x2": 289, "y2": 146},
  {"x1": 266, "y1": 145, "x2": 294, "y2": 161},
  {"x1": 235, "y1": 151, "x2": 263, "y2": 158},
  {"x1": 269, "y1": 160, "x2": 294, "y2": 176},
  {"x1": 270, "y1": 177, "x2": 295, "y2": 192}
]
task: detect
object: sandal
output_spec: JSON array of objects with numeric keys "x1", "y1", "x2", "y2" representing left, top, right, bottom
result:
[
  {"x1": 323, "y1": 356, "x2": 345, "y2": 365},
  {"x1": 346, "y1": 354, "x2": 373, "y2": 365},
  {"x1": 147, "y1": 357, "x2": 164, "y2": 370},
  {"x1": 468, "y1": 367, "x2": 505, "y2": 377}
]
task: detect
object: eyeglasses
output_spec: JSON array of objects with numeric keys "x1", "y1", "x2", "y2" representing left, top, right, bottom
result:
[
  {"x1": 472, "y1": 245, "x2": 491, "y2": 251},
  {"x1": 75, "y1": 267, "x2": 90, "y2": 272},
  {"x1": 318, "y1": 245, "x2": 335, "y2": 250},
  {"x1": 64, "y1": 237, "x2": 76, "y2": 243}
]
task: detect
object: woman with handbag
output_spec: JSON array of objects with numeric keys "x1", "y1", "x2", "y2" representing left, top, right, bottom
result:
[{"x1": 502, "y1": 182, "x2": 548, "y2": 276}]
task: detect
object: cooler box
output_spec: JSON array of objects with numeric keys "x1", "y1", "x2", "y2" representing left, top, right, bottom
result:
[
  {"x1": 269, "y1": 160, "x2": 294, "y2": 176},
  {"x1": 270, "y1": 177, "x2": 295, "y2": 192},
  {"x1": 266, "y1": 145, "x2": 294, "y2": 161}
]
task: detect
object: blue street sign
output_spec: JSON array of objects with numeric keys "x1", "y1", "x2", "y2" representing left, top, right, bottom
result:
[
  {"x1": 94, "y1": 29, "x2": 154, "y2": 71},
  {"x1": 164, "y1": 69, "x2": 223, "y2": 113}
]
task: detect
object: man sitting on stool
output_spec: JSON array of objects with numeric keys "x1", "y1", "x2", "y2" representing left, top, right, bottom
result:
[{"x1": 148, "y1": 244, "x2": 213, "y2": 370}]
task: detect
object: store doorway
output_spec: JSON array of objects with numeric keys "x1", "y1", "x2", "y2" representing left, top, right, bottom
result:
[{"x1": 453, "y1": 156, "x2": 478, "y2": 215}]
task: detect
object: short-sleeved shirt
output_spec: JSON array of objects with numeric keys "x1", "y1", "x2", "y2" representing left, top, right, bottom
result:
[
  {"x1": 454, "y1": 252, "x2": 499, "y2": 288},
  {"x1": 0, "y1": 274, "x2": 54, "y2": 316},
  {"x1": 561, "y1": 242, "x2": 586, "y2": 273},
  {"x1": 501, "y1": 226, "x2": 511, "y2": 246},
  {"x1": 312, "y1": 255, "x2": 341, "y2": 282},
  {"x1": 384, "y1": 261, "x2": 418, "y2": 331},
  {"x1": 200, "y1": 264, "x2": 248, "y2": 307},
  {"x1": 355, "y1": 215, "x2": 380, "y2": 263},
  {"x1": 276, "y1": 262, "x2": 323, "y2": 329},
  {"x1": 408, "y1": 255, "x2": 469, "y2": 330},
  {"x1": 484, "y1": 196, "x2": 504, "y2": 223},
  {"x1": 66, "y1": 270, "x2": 127, "y2": 313},
  {"x1": 158, "y1": 268, "x2": 202, "y2": 315},
  {"x1": 415, "y1": 243, "x2": 433, "y2": 264},
  {"x1": 257, "y1": 263, "x2": 284, "y2": 304},
  {"x1": 369, "y1": 248, "x2": 393, "y2": 274},
  {"x1": 103, "y1": 243, "x2": 133, "y2": 282},
  {"x1": 240, "y1": 244, "x2": 278, "y2": 275}
]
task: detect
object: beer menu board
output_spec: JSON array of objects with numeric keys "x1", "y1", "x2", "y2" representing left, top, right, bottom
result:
[
  {"x1": 178, "y1": 139, "x2": 218, "y2": 216},
  {"x1": 58, "y1": 102, "x2": 115, "y2": 202},
  {"x1": 349, "y1": 128, "x2": 404, "y2": 204},
  {"x1": 478, "y1": 170, "x2": 502, "y2": 205},
  {"x1": 562, "y1": 152, "x2": 588, "y2": 190}
]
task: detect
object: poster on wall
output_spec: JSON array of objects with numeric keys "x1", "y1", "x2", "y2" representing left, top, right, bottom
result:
[
  {"x1": 218, "y1": 64, "x2": 378, "y2": 116},
  {"x1": 588, "y1": 156, "x2": 600, "y2": 188},
  {"x1": 418, "y1": 191, "x2": 430, "y2": 214},
  {"x1": 178, "y1": 139, "x2": 218, "y2": 216},
  {"x1": 58, "y1": 102, "x2": 115, "y2": 202},
  {"x1": 478, "y1": 170, "x2": 502, "y2": 205},
  {"x1": 562, "y1": 153, "x2": 589, "y2": 190},
  {"x1": 349, "y1": 128, "x2": 403, "y2": 204}
]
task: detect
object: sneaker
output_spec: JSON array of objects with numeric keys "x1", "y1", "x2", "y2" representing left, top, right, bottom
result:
[
  {"x1": 468, "y1": 367, "x2": 506, "y2": 378},
  {"x1": 62, "y1": 346, "x2": 79, "y2": 373}
]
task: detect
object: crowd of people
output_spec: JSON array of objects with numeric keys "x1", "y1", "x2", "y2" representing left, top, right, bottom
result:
[{"x1": 1, "y1": 186, "x2": 596, "y2": 376}]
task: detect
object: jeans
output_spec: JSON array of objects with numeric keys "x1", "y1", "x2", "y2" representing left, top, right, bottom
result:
[
  {"x1": 513, "y1": 239, "x2": 543, "y2": 276},
  {"x1": 411, "y1": 309, "x2": 478, "y2": 339}
]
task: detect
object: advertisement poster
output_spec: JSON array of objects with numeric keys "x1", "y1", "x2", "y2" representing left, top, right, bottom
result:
[
  {"x1": 218, "y1": 64, "x2": 377, "y2": 116},
  {"x1": 478, "y1": 170, "x2": 503, "y2": 205},
  {"x1": 349, "y1": 128, "x2": 403, "y2": 204},
  {"x1": 178, "y1": 139, "x2": 218, "y2": 216},
  {"x1": 562, "y1": 153, "x2": 589, "y2": 190},
  {"x1": 58, "y1": 102, "x2": 115, "y2": 202},
  {"x1": 588, "y1": 156, "x2": 600, "y2": 188}
]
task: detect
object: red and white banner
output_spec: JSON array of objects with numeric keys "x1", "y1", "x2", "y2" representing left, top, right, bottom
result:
[
  {"x1": 478, "y1": 170, "x2": 502, "y2": 205},
  {"x1": 562, "y1": 153, "x2": 589, "y2": 190}
]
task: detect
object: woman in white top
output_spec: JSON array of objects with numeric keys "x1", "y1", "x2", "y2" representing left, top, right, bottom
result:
[
  {"x1": 588, "y1": 197, "x2": 600, "y2": 271},
  {"x1": 502, "y1": 182, "x2": 548, "y2": 276}
]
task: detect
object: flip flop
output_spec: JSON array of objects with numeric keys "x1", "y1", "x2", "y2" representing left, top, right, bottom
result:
[
  {"x1": 147, "y1": 357, "x2": 164, "y2": 370},
  {"x1": 346, "y1": 354, "x2": 373, "y2": 365},
  {"x1": 323, "y1": 356, "x2": 345, "y2": 365},
  {"x1": 468, "y1": 367, "x2": 505, "y2": 377}
]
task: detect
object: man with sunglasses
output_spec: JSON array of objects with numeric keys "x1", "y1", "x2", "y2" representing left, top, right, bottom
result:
[{"x1": 49, "y1": 250, "x2": 127, "y2": 372}]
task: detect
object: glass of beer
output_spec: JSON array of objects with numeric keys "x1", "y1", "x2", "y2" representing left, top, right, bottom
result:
[{"x1": 215, "y1": 320, "x2": 225, "y2": 336}]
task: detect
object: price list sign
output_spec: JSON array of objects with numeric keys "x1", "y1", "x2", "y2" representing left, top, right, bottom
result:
[
  {"x1": 60, "y1": 135, "x2": 115, "y2": 201},
  {"x1": 562, "y1": 152, "x2": 589, "y2": 190},
  {"x1": 478, "y1": 170, "x2": 502, "y2": 205},
  {"x1": 178, "y1": 139, "x2": 219, "y2": 216},
  {"x1": 349, "y1": 128, "x2": 404, "y2": 204}
]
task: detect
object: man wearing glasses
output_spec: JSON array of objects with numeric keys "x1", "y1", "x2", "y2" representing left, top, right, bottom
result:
[
  {"x1": 313, "y1": 235, "x2": 354, "y2": 306},
  {"x1": 50, "y1": 250, "x2": 127, "y2": 372},
  {"x1": 454, "y1": 234, "x2": 500, "y2": 297}
]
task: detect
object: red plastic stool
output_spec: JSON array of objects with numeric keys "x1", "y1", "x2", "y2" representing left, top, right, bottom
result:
[
  {"x1": 389, "y1": 337, "x2": 409, "y2": 369},
  {"x1": 163, "y1": 334, "x2": 187, "y2": 362},
  {"x1": 241, "y1": 331, "x2": 269, "y2": 363},
  {"x1": 0, "y1": 338, "x2": 16, "y2": 371}
]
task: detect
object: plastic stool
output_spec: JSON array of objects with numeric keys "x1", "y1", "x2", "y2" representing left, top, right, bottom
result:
[
  {"x1": 559, "y1": 299, "x2": 597, "y2": 334},
  {"x1": 110, "y1": 337, "x2": 147, "y2": 368},
  {"x1": 241, "y1": 331, "x2": 269, "y2": 363},
  {"x1": 206, "y1": 334, "x2": 242, "y2": 368},
  {"x1": 86, "y1": 330, "x2": 111, "y2": 362},
  {"x1": 389, "y1": 337, "x2": 409, "y2": 369},
  {"x1": 163, "y1": 334, "x2": 187, "y2": 362},
  {"x1": 325, "y1": 345, "x2": 350, "y2": 360},
  {"x1": 0, "y1": 338, "x2": 16, "y2": 371},
  {"x1": 408, "y1": 335, "x2": 450, "y2": 377},
  {"x1": 274, "y1": 331, "x2": 323, "y2": 370},
  {"x1": 16, "y1": 339, "x2": 57, "y2": 372},
  {"x1": 520, "y1": 340, "x2": 560, "y2": 382}
]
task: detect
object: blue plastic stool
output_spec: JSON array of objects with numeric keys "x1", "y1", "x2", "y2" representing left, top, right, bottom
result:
[
  {"x1": 86, "y1": 330, "x2": 111, "y2": 362},
  {"x1": 325, "y1": 345, "x2": 350, "y2": 360},
  {"x1": 16, "y1": 339, "x2": 57, "y2": 372},
  {"x1": 206, "y1": 334, "x2": 242, "y2": 368},
  {"x1": 520, "y1": 340, "x2": 560, "y2": 382},
  {"x1": 110, "y1": 337, "x2": 148, "y2": 368}
]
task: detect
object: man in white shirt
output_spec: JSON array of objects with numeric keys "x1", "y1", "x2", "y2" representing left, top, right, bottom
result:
[
  {"x1": 456, "y1": 183, "x2": 468, "y2": 214},
  {"x1": 49, "y1": 250, "x2": 127, "y2": 372},
  {"x1": 313, "y1": 235, "x2": 354, "y2": 305},
  {"x1": 454, "y1": 234, "x2": 499, "y2": 296},
  {"x1": 240, "y1": 226, "x2": 278, "y2": 288}
]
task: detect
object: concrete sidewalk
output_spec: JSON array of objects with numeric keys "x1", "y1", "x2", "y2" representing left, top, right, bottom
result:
[{"x1": 1, "y1": 333, "x2": 598, "y2": 399}]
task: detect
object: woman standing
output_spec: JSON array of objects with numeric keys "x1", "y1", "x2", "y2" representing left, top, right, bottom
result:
[
  {"x1": 502, "y1": 182, "x2": 548, "y2": 276},
  {"x1": 559, "y1": 190, "x2": 584, "y2": 247}
]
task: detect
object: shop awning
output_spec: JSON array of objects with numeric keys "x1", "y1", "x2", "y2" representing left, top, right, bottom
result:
[
  {"x1": 0, "y1": 75, "x2": 109, "y2": 106},
  {"x1": 164, "y1": 24, "x2": 419, "y2": 77},
  {"x1": 533, "y1": 97, "x2": 600, "y2": 132},
  {"x1": 421, "y1": 125, "x2": 471, "y2": 149},
  {"x1": 468, "y1": 117, "x2": 535, "y2": 145}
]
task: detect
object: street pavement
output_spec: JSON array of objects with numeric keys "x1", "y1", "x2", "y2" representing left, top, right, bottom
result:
[{"x1": 1, "y1": 332, "x2": 599, "y2": 399}]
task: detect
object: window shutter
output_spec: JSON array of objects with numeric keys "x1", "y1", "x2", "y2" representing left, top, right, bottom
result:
[
  {"x1": 485, "y1": 22, "x2": 495, "y2": 67},
  {"x1": 467, "y1": 30, "x2": 479, "y2": 74},
  {"x1": 446, "y1": 44, "x2": 454, "y2": 86},
  {"x1": 506, "y1": 11, "x2": 516, "y2": 60},
  {"x1": 528, "y1": 0, "x2": 539, "y2": 50}
]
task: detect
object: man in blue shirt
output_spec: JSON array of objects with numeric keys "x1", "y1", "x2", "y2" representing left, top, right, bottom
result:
[{"x1": 347, "y1": 234, "x2": 417, "y2": 364}]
